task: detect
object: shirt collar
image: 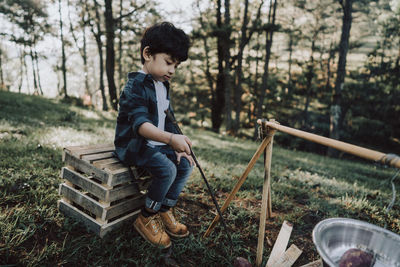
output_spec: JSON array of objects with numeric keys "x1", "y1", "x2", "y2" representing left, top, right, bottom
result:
[{"x1": 127, "y1": 71, "x2": 170, "y2": 99}]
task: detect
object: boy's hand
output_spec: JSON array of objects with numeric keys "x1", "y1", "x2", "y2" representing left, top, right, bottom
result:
[
  {"x1": 175, "y1": 151, "x2": 195, "y2": 166},
  {"x1": 169, "y1": 134, "x2": 192, "y2": 155}
]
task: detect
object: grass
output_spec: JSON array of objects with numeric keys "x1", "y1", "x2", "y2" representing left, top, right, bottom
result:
[{"x1": 0, "y1": 90, "x2": 399, "y2": 266}]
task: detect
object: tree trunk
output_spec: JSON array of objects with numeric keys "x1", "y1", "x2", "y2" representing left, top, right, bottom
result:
[
  {"x1": 34, "y1": 48, "x2": 43, "y2": 95},
  {"x1": 29, "y1": 45, "x2": 38, "y2": 95},
  {"x1": 250, "y1": 32, "x2": 261, "y2": 128},
  {"x1": 82, "y1": 26, "x2": 89, "y2": 96},
  {"x1": 0, "y1": 46, "x2": 4, "y2": 90},
  {"x1": 18, "y1": 49, "x2": 24, "y2": 93},
  {"x1": 88, "y1": 0, "x2": 108, "y2": 111},
  {"x1": 327, "y1": 0, "x2": 353, "y2": 157},
  {"x1": 211, "y1": 0, "x2": 225, "y2": 132},
  {"x1": 58, "y1": 0, "x2": 68, "y2": 98},
  {"x1": 68, "y1": 0, "x2": 90, "y2": 96},
  {"x1": 324, "y1": 42, "x2": 335, "y2": 94},
  {"x1": 286, "y1": 22, "x2": 294, "y2": 100},
  {"x1": 23, "y1": 45, "x2": 31, "y2": 94},
  {"x1": 254, "y1": 0, "x2": 277, "y2": 138},
  {"x1": 233, "y1": 0, "x2": 249, "y2": 133},
  {"x1": 223, "y1": 0, "x2": 233, "y2": 133},
  {"x1": 303, "y1": 37, "x2": 316, "y2": 128},
  {"x1": 232, "y1": 0, "x2": 263, "y2": 134},
  {"x1": 118, "y1": 0, "x2": 123, "y2": 96},
  {"x1": 105, "y1": 0, "x2": 118, "y2": 111}
]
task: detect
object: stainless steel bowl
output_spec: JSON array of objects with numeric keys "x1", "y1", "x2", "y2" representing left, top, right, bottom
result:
[{"x1": 312, "y1": 218, "x2": 400, "y2": 267}]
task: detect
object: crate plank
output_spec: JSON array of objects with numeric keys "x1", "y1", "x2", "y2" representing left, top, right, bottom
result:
[
  {"x1": 58, "y1": 200, "x2": 102, "y2": 235},
  {"x1": 59, "y1": 183, "x2": 104, "y2": 218},
  {"x1": 108, "y1": 183, "x2": 140, "y2": 202},
  {"x1": 61, "y1": 167, "x2": 108, "y2": 201},
  {"x1": 81, "y1": 152, "x2": 114, "y2": 163},
  {"x1": 65, "y1": 143, "x2": 112, "y2": 152},
  {"x1": 63, "y1": 152, "x2": 111, "y2": 185},
  {"x1": 65, "y1": 144, "x2": 114, "y2": 156},
  {"x1": 104, "y1": 194, "x2": 145, "y2": 220},
  {"x1": 59, "y1": 199, "x2": 141, "y2": 238},
  {"x1": 108, "y1": 166, "x2": 135, "y2": 186},
  {"x1": 98, "y1": 209, "x2": 140, "y2": 238},
  {"x1": 65, "y1": 144, "x2": 115, "y2": 159},
  {"x1": 93, "y1": 158, "x2": 121, "y2": 169},
  {"x1": 75, "y1": 146, "x2": 115, "y2": 159}
]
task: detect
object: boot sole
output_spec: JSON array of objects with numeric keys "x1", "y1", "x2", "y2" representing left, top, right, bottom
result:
[
  {"x1": 133, "y1": 222, "x2": 172, "y2": 249},
  {"x1": 165, "y1": 229, "x2": 190, "y2": 239}
]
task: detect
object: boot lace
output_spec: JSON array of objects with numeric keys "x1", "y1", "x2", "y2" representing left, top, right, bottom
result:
[{"x1": 144, "y1": 214, "x2": 164, "y2": 234}]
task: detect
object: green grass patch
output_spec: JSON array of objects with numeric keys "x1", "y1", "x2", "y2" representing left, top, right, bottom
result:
[{"x1": 0, "y1": 91, "x2": 399, "y2": 266}]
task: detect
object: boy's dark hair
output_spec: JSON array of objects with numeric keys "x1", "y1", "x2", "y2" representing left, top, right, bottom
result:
[{"x1": 140, "y1": 22, "x2": 190, "y2": 64}]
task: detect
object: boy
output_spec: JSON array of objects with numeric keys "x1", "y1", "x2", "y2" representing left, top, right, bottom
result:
[{"x1": 114, "y1": 22, "x2": 194, "y2": 249}]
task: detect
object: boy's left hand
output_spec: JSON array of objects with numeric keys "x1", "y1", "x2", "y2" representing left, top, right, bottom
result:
[{"x1": 175, "y1": 151, "x2": 195, "y2": 166}]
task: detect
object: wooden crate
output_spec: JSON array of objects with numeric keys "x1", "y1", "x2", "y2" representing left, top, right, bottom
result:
[{"x1": 58, "y1": 144, "x2": 152, "y2": 238}]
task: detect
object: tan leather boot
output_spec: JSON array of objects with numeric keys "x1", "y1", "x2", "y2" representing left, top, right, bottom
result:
[
  {"x1": 133, "y1": 213, "x2": 171, "y2": 248},
  {"x1": 160, "y1": 209, "x2": 189, "y2": 238}
]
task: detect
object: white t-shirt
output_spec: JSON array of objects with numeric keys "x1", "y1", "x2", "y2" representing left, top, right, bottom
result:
[{"x1": 147, "y1": 79, "x2": 170, "y2": 146}]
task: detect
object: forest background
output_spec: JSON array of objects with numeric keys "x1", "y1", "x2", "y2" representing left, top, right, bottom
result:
[{"x1": 1, "y1": 0, "x2": 400, "y2": 156}]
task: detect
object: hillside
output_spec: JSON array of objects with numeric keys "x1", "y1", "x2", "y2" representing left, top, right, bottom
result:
[{"x1": 0, "y1": 91, "x2": 399, "y2": 266}]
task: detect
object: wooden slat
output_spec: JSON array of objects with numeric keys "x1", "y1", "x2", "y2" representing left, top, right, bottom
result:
[
  {"x1": 70, "y1": 145, "x2": 115, "y2": 159},
  {"x1": 108, "y1": 183, "x2": 140, "y2": 202},
  {"x1": 106, "y1": 165, "x2": 135, "y2": 186},
  {"x1": 98, "y1": 209, "x2": 140, "y2": 238},
  {"x1": 104, "y1": 194, "x2": 144, "y2": 220},
  {"x1": 270, "y1": 244, "x2": 302, "y2": 267},
  {"x1": 81, "y1": 152, "x2": 114, "y2": 163},
  {"x1": 58, "y1": 199, "x2": 141, "y2": 238},
  {"x1": 64, "y1": 143, "x2": 114, "y2": 154},
  {"x1": 93, "y1": 158, "x2": 121, "y2": 169},
  {"x1": 63, "y1": 152, "x2": 111, "y2": 185},
  {"x1": 266, "y1": 221, "x2": 293, "y2": 267},
  {"x1": 58, "y1": 199, "x2": 102, "y2": 235},
  {"x1": 300, "y1": 259, "x2": 323, "y2": 267},
  {"x1": 61, "y1": 167, "x2": 140, "y2": 202},
  {"x1": 59, "y1": 183, "x2": 104, "y2": 218},
  {"x1": 61, "y1": 167, "x2": 108, "y2": 201}
]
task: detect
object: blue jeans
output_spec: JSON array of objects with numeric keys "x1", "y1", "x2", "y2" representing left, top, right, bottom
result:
[{"x1": 142, "y1": 145, "x2": 193, "y2": 211}]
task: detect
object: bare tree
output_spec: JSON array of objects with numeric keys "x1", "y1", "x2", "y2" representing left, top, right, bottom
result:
[
  {"x1": 327, "y1": 0, "x2": 353, "y2": 157},
  {"x1": 254, "y1": 0, "x2": 278, "y2": 138}
]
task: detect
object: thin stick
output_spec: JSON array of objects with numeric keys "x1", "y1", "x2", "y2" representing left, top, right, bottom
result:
[
  {"x1": 204, "y1": 134, "x2": 274, "y2": 238},
  {"x1": 164, "y1": 110, "x2": 234, "y2": 248},
  {"x1": 256, "y1": 121, "x2": 276, "y2": 266}
]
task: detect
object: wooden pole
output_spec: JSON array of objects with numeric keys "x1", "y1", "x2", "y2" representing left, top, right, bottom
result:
[
  {"x1": 203, "y1": 133, "x2": 274, "y2": 238},
  {"x1": 257, "y1": 119, "x2": 400, "y2": 169},
  {"x1": 256, "y1": 120, "x2": 276, "y2": 266}
]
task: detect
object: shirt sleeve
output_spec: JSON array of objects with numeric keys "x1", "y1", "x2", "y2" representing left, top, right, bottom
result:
[{"x1": 119, "y1": 79, "x2": 152, "y2": 136}]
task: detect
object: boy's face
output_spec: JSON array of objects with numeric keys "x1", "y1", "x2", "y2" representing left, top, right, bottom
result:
[{"x1": 142, "y1": 47, "x2": 180, "y2": 82}]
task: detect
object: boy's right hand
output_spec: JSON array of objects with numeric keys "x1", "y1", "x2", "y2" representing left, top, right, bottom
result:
[{"x1": 169, "y1": 134, "x2": 192, "y2": 155}]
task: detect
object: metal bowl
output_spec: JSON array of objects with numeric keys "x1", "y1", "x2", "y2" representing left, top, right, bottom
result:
[{"x1": 312, "y1": 218, "x2": 400, "y2": 267}]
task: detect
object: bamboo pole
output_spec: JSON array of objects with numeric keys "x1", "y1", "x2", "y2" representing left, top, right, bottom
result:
[
  {"x1": 203, "y1": 133, "x2": 274, "y2": 238},
  {"x1": 256, "y1": 121, "x2": 276, "y2": 267},
  {"x1": 257, "y1": 119, "x2": 400, "y2": 169}
]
